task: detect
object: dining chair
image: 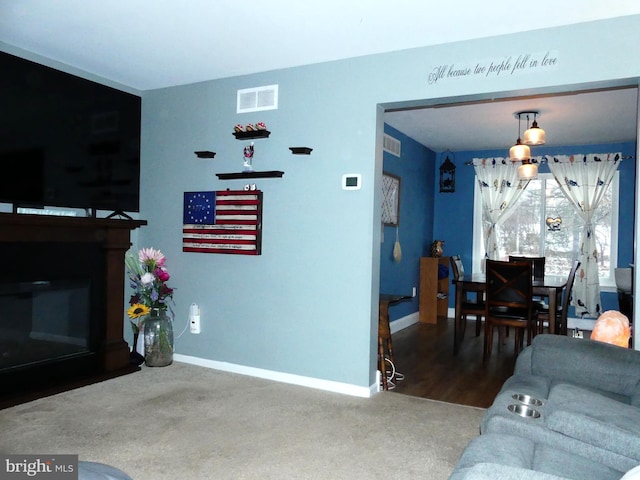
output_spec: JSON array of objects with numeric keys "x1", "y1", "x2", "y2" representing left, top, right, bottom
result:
[
  {"x1": 508, "y1": 255, "x2": 547, "y2": 311},
  {"x1": 508, "y1": 255, "x2": 545, "y2": 282},
  {"x1": 537, "y1": 260, "x2": 580, "y2": 336},
  {"x1": 450, "y1": 255, "x2": 485, "y2": 338},
  {"x1": 483, "y1": 259, "x2": 537, "y2": 362}
]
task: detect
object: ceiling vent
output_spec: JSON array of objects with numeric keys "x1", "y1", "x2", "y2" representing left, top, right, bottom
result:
[
  {"x1": 383, "y1": 134, "x2": 401, "y2": 157},
  {"x1": 237, "y1": 84, "x2": 279, "y2": 113}
]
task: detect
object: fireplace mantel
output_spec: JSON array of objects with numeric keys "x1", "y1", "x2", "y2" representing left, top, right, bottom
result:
[{"x1": 0, "y1": 213, "x2": 147, "y2": 407}]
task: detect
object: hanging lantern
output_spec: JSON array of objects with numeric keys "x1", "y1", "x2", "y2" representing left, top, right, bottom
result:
[{"x1": 439, "y1": 151, "x2": 456, "y2": 193}]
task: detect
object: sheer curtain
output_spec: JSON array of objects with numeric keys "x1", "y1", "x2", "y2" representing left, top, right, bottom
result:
[
  {"x1": 547, "y1": 153, "x2": 622, "y2": 317},
  {"x1": 473, "y1": 158, "x2": 530, "y2": 263}
]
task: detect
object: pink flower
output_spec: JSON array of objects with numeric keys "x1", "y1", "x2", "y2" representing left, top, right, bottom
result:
[
  {"x1": 139, "y1": 247, "x2": 165, "y2": 267},
  {"x1": 155, "y1": 267, "x2": 170, "y2": 282}
]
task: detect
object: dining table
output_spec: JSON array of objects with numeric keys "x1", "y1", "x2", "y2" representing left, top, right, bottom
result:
[{"x1": 452, "y1": 273, "x2": 568, "y2": 354}]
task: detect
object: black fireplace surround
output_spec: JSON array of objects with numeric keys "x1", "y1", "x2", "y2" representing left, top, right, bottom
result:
[{"x1": 0, "y1": 213, "x2": 145, "y2": 407}]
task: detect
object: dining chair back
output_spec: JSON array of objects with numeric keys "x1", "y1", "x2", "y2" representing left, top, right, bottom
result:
[
  {"x1": 508, "y1": 255, "x2": 545, "y2": 282},
  {"x1": 450, "y1": 255, "x2": 485, "y2": 354},
  {"x1": 451, "y1": 255, "x2": 465, "y2": 280},
  {"x1": 484, "y1": 259, "x2": 536, "y2": 362},
  {"x1": 538, "y1": 260, "x2": 580, "y2": 336}
]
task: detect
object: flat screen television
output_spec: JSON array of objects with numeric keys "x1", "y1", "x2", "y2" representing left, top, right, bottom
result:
[{"x1": 0, "y1": 51, "x2": 141, "y2": 215}]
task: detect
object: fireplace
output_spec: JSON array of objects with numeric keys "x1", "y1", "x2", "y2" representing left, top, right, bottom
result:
[{"x1": 0, "y1": 213, "x2": 146, "y2": 407}]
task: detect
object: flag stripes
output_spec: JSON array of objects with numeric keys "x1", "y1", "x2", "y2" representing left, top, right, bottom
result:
[{"x1": 183, "y1": 190, "x2": 262, "y2": 255}]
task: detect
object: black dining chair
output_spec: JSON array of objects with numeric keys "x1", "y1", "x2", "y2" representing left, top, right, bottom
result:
[
  {"x1": 450, "y1": 255, "x2": 485, "y2": 339},
  {"x1": 508, "y1": 255, "x2": 545, "y2": 282},
  {"x1": 484, "y1": 259, "x2": 537, "y2": 362},
  {"x1": 509, "y1": 255, "x2": 547, "y2": 310},
  {"x1": 537, "y1": 260, "x2": 580, "y2": 336}
]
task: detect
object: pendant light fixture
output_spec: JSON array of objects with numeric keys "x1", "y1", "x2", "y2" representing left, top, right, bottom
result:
[
  {"x1": 523, "y1": 111, "x2": 546, "y2": 145},
  {"x1": 509, "y1": 112, "x2": 531, "y2": 161},
  {"x1": 517, "y1": 158, "x2": 538, "y2": 180}
]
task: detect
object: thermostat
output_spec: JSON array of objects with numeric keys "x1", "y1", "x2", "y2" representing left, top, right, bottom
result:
[{"x1": 342, "y1": 173, "x2": 362, "y2": 190}]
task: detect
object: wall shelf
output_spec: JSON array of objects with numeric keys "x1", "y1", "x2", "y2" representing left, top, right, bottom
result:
[
  {"x1": 194, "y1": 151, "x2": 216, "y2": 158},
  {"x1": 289, "y1": 147, "x2": 313, "y2": 155},
  {"x1": 216, "y1": 171, "x2": 284, "y2": 180},
  {"x1": 233, "y1": 130, "x2": 270, "y2": 140}
]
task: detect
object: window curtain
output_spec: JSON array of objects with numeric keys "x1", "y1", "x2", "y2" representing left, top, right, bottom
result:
[
  {"x1": 547, "y1": 153, "x2": 622, "y2": 317},
  {"x1": 473, "y1": 158, "x2": 530, "y2": 262}
]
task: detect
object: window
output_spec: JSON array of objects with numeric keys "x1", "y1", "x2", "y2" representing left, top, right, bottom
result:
[{"x1": 473, "y1": 172, "x2": 619, "y2": 289}]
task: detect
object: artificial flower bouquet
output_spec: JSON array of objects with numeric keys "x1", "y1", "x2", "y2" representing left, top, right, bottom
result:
[{"x1": 125, "y1": 247, "x2": 175, "y2": 333}]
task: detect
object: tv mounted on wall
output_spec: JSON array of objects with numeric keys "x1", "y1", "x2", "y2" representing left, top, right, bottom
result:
[{"x1": 0, "y1": 51, "x2": 141, "y2": 216}]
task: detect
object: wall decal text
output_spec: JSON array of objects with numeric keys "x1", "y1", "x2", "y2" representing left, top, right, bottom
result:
[{"x1": 427, "y1": 50, "x2": 559, "y2": 85}]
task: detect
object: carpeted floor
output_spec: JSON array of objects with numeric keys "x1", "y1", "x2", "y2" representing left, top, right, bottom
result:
[{"x1": 0, "y1": 362, "x2": 485, "y2": 479}]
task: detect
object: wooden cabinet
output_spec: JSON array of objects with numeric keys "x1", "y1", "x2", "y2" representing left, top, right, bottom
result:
[{"x1": 419, "y1": 256, "x2": 450, "y2": 324}]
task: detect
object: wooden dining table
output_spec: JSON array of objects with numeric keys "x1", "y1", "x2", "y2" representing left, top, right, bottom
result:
[{"x1": 452, "y1": 273, "x2": 568, "y2": 354}]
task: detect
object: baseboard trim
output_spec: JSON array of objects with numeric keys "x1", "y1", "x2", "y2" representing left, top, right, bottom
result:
[
  {"x1": 389, "y1": 311, "x2": 419, "y2": 334},
  {"x1": 173, "y1": 354, "x2": 375, "y2": 398}
]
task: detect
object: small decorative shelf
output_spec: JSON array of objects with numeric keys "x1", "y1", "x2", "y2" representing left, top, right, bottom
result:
[
  {"x1": 194, "y1": 151, "x2": 216, "y2": 158},
  {"x1": 289, "y1": 147, "x2": 313, "y2": 155},
  {"x1": 216, "y1": 170, "x2": 284, "y2": 180},
  {"x1": 233, "y1": 130, "x2": 270, "y2": 140}
]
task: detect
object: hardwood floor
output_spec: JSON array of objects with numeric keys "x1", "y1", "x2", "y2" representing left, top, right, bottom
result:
[{"x1": 387, "y1": 317, "x2": 518, "y2": 408}]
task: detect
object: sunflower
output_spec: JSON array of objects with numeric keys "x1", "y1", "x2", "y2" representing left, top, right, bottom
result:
[{"x1": 127, "y1": 303, "x2": 151, "y2": 319}]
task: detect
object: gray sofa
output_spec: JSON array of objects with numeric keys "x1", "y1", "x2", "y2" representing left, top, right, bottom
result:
[{"x1": 449, "y1": 334, "x2": 640, "y2": 479}]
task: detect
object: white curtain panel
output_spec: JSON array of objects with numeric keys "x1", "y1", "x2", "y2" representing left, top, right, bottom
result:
[
  {"x1": 473, "y1": 158, "x2": 530, "y2": 263},
  {"x1": 547, "y1": 153, "x2": 622, "y2": 318}
]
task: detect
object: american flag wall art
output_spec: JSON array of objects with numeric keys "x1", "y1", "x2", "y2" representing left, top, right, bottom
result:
[{"x1": 183, "y1": 190, "x2": 263, "y2": 255}]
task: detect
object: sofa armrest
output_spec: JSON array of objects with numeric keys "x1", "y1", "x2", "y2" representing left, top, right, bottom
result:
[
  {"x1": 513, "y1": 344, "x2": 533, "y2": 375},
  {"x1": 519, "y1": 335, "x2": 640, "y2": 400}
]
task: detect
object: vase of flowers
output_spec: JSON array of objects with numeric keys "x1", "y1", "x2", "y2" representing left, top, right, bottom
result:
[{"x1": 125, "y1": 247, "x2": 175, "y2": 367}]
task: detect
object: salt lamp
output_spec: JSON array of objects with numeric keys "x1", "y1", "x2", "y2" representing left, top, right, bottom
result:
[{"x1": 590, "y1": 310, "x2": 631, "y2": 348}]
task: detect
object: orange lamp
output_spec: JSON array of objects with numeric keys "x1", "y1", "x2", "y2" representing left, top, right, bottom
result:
[{"x1": 590, "y1": 310, "x2": 631, "y2": 348}]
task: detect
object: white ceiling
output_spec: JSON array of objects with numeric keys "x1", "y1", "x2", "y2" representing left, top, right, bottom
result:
[
  {"x1": 2, "y1": 1, "x2": 640, "y2": 152},
  {"x1": 385, "y1": 87, "x2": 639, "y2": 152},
  {"x1": 3, "y1": 1, "x2": 640, "y2": 91}
]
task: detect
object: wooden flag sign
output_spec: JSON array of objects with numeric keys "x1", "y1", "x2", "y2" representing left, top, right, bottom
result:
[{"x1": 183, "y1": 190, "x2": 263, "y2": 255}]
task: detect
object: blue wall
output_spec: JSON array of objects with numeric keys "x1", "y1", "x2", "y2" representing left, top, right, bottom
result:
[
  {"x1": 380, "y1": 124, "x2": 435, "y2": 321},
  {"x1": 433, "y1": 141, "x2": 636, "y2": 312}
]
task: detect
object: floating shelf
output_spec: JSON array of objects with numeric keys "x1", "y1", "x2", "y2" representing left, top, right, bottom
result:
[
  {"x1": 233, "y1": 130, "x2": 270, "y2": 140},
  {"x1": 289, "y1": 147, "x2": 313, "y2": 155},
  {"x1": 194, "y1": 151, "x2": 216, "y2": 158},
  {"x1": 216, "y1": 170, "x2": 284, "y2": 180}
]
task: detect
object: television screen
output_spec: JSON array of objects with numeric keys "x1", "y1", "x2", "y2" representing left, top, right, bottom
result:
[{"x1": 0, "y1": 51, "x2": 141, "y2": 214}]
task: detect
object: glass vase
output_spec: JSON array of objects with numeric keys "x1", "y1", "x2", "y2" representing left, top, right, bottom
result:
[{"x1": 143, "y1": 308, "x2": 173, "y2": 367}]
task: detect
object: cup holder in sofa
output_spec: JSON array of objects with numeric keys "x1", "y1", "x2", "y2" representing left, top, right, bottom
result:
[
  {"x1": 507, "y1": 404, "x2": 541, "y2": 418},
  {"x1": 512, "y1": 393, "x2": 543, "y2": 406}
]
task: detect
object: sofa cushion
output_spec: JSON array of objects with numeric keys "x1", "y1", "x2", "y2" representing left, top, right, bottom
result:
[
  {"x1": 481, "y1": 384, "x2": 638, "y2": 472},
  {"x1": 545, "y1": 383, "x2": 640, "y2": 462},
  {"x1": 448, "y1": 433, "x2": 622, "y2": 480}
]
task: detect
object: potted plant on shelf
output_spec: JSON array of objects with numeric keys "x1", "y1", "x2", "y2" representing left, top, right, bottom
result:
[{"x1": 125, "y1": 247, "x2": 175, "y2": 367}]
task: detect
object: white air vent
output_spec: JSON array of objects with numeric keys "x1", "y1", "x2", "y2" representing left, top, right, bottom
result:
[
  {"x1": 237, "y1": 84, "x2": 279, "y2": 113},
  {"x1": 383, "y1": 134, "x2": 401, "y2": 157}
]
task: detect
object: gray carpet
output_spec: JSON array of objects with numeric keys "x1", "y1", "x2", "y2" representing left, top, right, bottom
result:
[{"x1": 0, "y1": 362, "x2": 484, "y2": 479}]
